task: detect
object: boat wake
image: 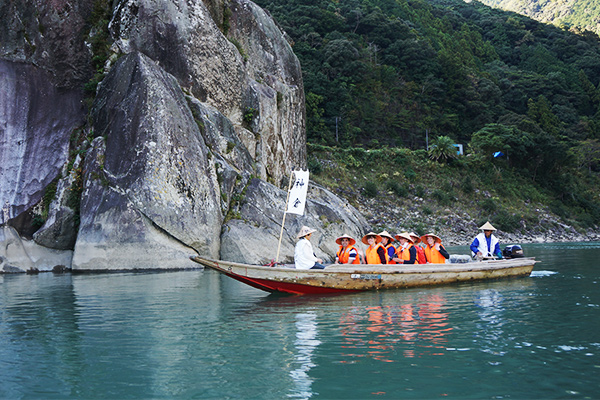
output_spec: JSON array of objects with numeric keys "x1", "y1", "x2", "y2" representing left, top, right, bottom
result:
[{"x1": 530, "y1": 270, "x2": 558, "y2": 277}]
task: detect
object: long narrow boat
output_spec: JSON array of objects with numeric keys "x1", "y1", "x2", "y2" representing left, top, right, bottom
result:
[{"x1": 190, "y1": 256, "x2": 537, "y2": 295}]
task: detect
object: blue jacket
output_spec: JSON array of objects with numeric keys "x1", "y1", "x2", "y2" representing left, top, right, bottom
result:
[{"x1": 470, "y1": 233, "x2": 501, "y2": 258}]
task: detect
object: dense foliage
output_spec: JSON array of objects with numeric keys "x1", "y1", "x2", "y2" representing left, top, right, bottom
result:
[
  {"x1": 255, "y1": 0, "x2": 600, "y2": 227},
  {"x1": 477, "y1": 0, "x2": 600, "y2": 36}
]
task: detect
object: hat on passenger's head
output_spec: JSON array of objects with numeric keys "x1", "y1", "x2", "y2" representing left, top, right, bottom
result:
[
  {"x1": 421, "y1": 233, "x2": 442, "y2": 244},
  {"x1": 378, "y1": 231, "x2": 395, "y2": 242},
  {"x1": 394, "y1": 232, "x2": 414, "y2": 243},
  {"x1": 336, "y1": 234, "x2": 356, "y2": 246},
  {"x1": 297, "y1": 226, "x2": 317, "y2": 238},
  {"x1": 361, "y1": 232, "x2": 382, "y2": 245},
  {"x1": 479, "y1": 221, "x2": 497, "y2": 231},
  {"x1": 409, "y1": 232, "x2": 421, "y2": 244}
]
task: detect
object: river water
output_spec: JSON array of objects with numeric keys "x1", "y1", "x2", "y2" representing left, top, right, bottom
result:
[{"x1": 1, "y1": 242, "x2": 599, "y2": 399}]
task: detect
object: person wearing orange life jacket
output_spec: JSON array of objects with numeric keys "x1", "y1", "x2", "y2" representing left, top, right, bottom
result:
[
  {"x1": 392, "y1": 232, "x2": 417, "y2": 264},
  {"x1": 409, "y1": 232, "x2": 427, "y2": 264},
  {"x1": 334, "y1": 234, "x2": 361, "y2": 264},
  {"x1": 379, "y1": 231, "x2": 397, "y2": 264},
  {"x1": 420, "y1": 233, "x2": 450, "y2": 264},
  {"x1": 362, "y1": 232, "x2": 388, "y2": 264}
]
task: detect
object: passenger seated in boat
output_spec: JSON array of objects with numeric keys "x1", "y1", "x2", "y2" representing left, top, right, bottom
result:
[
  {"x1": 334, "y1": 234, "x2": 361, "y2": 264},
  {"x1": 378, "y1": 231, "x2": 397, "y2": 264},
  {"x1": 362, "y1": 232, "x2": 388, "y2": 264},
  {"x1": 392, "y1": 232, "x2": 417, "y2": 264},
  {"x1": 295, "y1": 226, "x2": 326, "y2": 269},
  {"x1": 421, "y1": 233, "x2": 450, "y2": 263},
  {"x1": 409, "y1": 232, "x2": 427, "y2": 264},
  {"x1": 470, "y1": 221, "x2": 503, "y2": 260}
]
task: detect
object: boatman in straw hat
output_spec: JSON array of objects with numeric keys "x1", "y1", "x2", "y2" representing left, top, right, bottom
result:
[
  {"x1": 295, "y1": 226, "x2": 326, "y2": 269},
  {"x1": 470, "y1": 221, "x2": 502, "y2": 260},
  {"x1": 334, "y1": 234, "x2": 360, "y2": 264}
]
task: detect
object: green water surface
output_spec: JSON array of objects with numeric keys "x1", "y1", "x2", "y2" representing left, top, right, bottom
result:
[{"x1": 1, "y1": 242, "x2": 599, "y2": 399}]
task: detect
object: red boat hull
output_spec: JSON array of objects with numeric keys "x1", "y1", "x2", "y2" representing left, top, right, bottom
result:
[{"x1": 222, "y1": 270, "x2": 364, "y2": 294}]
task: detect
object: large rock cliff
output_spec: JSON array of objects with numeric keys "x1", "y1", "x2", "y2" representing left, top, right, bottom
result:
[{"x1": 0, "y1": 0, "x2": 366, "y2": 272}]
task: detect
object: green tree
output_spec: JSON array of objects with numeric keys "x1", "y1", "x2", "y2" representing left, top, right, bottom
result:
[
  {"x1": 428, "y1": 135, "x2": 457, "y2": 163},
  {"x1": 470, "y1": 123, "x2": 533, "y2": 167},
  {"x1": 306, "y1": 92, "x2": 329, "y2": 143},
  {"x1": 570, "y1": 139, "x2": 600, "y2": 172},
  {"x1": 527, "y1": 95, "x2": 561, "y2": 136}
]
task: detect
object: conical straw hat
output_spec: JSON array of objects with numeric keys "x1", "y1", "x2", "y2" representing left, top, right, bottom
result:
[
  {"x1": 420, "y1": 233, "x2": 442, "y2": 244},
  {"x1": 394, "y1": 232, "x2": 414, "y2": 243},
  {"x1": 378, "y1": 231, "x2": 395, "y2": 242},
  {"x1": 479, "y1": 221, "x2": 497, "y2": 231},
  {"x1": 335, "y1": 234, "x2": 356, "y2": 246},
  {"x1": 361, "y1": 232, "x2": 382, "y2": 245},
  {"x1": 409, "y1": 232, "x2": 421, "y2": 244},
  {"x1": 297, "y1": 226, "x2": 317, "y2": 238}
]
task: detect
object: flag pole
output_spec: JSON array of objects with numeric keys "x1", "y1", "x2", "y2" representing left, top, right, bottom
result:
[{"x1": 275, "y1": 171, "x2": 295, "y2": 264}]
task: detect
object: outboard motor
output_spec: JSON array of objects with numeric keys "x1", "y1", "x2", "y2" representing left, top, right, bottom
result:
[{"x1": 503, "y1": 244, "x2": 524, "y2": 258}]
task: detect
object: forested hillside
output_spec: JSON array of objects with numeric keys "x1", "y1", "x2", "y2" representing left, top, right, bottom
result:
[
  {"x1": 255, "y1": 0, "x2": 600, "y2": 231},
  {"x1": 476, "y1": 0, "x2": 600, "y2": 36}
]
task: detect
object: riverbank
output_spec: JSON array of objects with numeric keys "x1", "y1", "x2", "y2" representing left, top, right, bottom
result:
[
  {"x1": 352, "y1": 195, "x2": 600, "y2": 247},
  {"x1": 307, "y1": 144, "x2": 600, "y2": 247}
]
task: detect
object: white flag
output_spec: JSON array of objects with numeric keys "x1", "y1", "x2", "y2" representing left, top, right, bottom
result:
[{"x1": 286, "y1": 170, "x2": 310, "y2": 215}]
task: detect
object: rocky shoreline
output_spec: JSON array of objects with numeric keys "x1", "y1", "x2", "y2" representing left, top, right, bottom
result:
[{"x1": 350, "y1": 194, "x2": 600, "y2": 248}]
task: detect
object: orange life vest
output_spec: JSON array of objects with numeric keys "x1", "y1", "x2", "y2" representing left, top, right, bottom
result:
[
  {"x1": 415, "y1": 245, "x2": 426, "y2": 264},
  {"x1": 424, "y1": 244, "x2": 446, "y2": 264},
  {"x1": 366, "y1": 243, "x2": 388, "y2": 264},
  {"x1": 396, "y1": 243, "x2": 414, "y2": 262},
  {"x1": 337, "y1": 245, "x2": 360, "y2": 264},
  {"x1": 385, "y1": 243, "x2": 396, "y2": 264}
]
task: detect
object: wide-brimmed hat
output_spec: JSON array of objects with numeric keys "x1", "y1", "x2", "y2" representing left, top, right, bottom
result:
[
  {"x1": 361, "y1": 232, "x2": 382, "y2": 245},
  {"x1": 409, "y1": 232, "x2": 421, "y2": 244},
  {"x1": 394, "y1": 232, "x2": 414, "y2": 243},
  {"x1": 335, "y1": 234, "x2": 356, "y2": 246},
  {"x1": 378, "y1": 231, "x2": 395, "y2": 242},
  {"x1": 479, "y1": 221, "x2": 497, "y2": 231},
  {"x1": 297, "y1": 226, "x2": 317, "y2": 238},
  {"x1": 420, "y1": 233, "x2": 442, "y2": 244}
]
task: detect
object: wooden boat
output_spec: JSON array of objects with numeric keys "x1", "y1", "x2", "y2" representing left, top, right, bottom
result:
[{"x1": 190, "y1": 256, "x2": 537, "y2": 295}]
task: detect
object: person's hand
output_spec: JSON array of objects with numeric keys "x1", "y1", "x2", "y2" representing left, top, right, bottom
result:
[
  {"x1": 317, "y1": 258, "x2": 323, "y2": 263},
  {"x1": 434, "y1": 243, "x2": 440, "y2": 250}
]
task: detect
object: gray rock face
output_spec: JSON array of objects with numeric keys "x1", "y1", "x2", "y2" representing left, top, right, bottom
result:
[
  {"x1": 111, "y1": 0, "x2": 246, "y2": 117},
  {"x1": 72, "y1": 52, "x2": 223, "y2": 269},
  {"x1": 0, "y1": 59, "x2": 84, "y2": 226},
  {"x1": 32, "y1": 156, "x2": 83, "y2": 250},
  {"x1": 0, "y1": 0, "x2": 368, "y2": 271},
  {"x1": 109, "y1": 0, "x2": 305, "y2": 183},
  {"x1": 221, "y1": 178, "x2": 369, "y2": 265},
  {"x1": 0, "y1": 225, "x2": 73, "y2": 272},
  {"x1": 0, "y1": 0, "x2": 94, "y2": 88},
  {"x1": 72, "y1": 137, "x2": 198, "y2": 270},
  {"x1": 227, "y1": 0, "x2": 306, "y2": 182}
]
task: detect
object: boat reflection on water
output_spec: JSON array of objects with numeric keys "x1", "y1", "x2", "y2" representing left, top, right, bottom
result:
[
  {"x1": 288, "y1": 312, "x2": 320, "y2": 399},
  {"x1": 339, "y1": 294, "x2": 452, "y2": 362}
]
